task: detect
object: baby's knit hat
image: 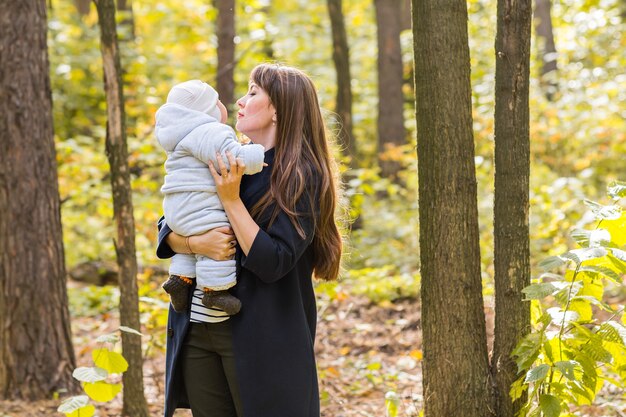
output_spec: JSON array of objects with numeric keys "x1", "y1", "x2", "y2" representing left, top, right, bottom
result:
[{"x1": 167, "y1": 80, "x2": 221, "y2": 121}]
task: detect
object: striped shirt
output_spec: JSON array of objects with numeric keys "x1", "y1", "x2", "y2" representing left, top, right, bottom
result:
[{"x1": 189, "y1": 288, "x2": 230, "y2": 323}]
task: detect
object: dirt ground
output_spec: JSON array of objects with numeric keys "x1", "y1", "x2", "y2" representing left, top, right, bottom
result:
[
  {"x1": 2, "y1": 292, "x2": 625, "y2": 417},
  {"x1": 0, "y1": 294, "x2": 422, "y2": 417}
]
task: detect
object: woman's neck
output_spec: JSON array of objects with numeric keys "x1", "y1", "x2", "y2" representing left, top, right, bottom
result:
[{"x1": 246, "y1": 126, "x2": 276, "y2": 150}]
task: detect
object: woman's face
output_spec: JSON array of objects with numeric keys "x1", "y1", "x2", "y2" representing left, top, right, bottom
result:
[{"x1": 235, "y1": 82, "x2": 276, "y2": 141}]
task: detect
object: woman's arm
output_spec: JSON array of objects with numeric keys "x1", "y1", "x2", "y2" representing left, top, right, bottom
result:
[
  {"x1": 209, "y1": 152, "x2": 317, "y2": 283},
  {"x1": 208, "y1": 151, "x2": 260, "y2": 255},
  {"x1": 156, "y1": 217, "x2": 237, "y2": 260}
]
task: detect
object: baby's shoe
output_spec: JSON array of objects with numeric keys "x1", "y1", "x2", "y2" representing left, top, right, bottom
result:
[
  {"x1": 202, "y1": 289, "x2": 241, "y2": 315},
  {"x1": 162, "y1": 275, "x2": 193, "y2": 312}
]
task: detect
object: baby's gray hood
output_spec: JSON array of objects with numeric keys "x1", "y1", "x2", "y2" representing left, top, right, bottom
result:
[{"x1": 155, "y1": 103, "x2": 218, "y2": 152}]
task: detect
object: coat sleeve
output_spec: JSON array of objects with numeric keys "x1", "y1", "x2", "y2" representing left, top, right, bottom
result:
[
  {"x1": 240, "y1": 187, "x2": 318, "y2": 284},
  {"x1": 180, "y1": 126, "x2": 265, "y2": 175},
  {"x1": 156, "y1": 216, "x2": 176, "y2": 259}
]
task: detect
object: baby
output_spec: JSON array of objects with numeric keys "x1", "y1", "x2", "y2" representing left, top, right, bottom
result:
[{"x1": 155, "y1": 80, "x2": 265, "y2": 315}]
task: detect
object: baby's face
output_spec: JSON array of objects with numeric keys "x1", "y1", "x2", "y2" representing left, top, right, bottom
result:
[{"x1": 217, "y1": 100, "x2": 228, "y2": 123}]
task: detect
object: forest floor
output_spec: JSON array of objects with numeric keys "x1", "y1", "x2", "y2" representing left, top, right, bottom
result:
[{"x1": 2, "y1": 284, "x2": 626, "y2": 417}]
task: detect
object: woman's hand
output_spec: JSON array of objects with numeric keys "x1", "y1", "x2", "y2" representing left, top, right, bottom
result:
[
  {"x1": 208, "y1": 151, "x2": 245, "y2": 204},
  {"x1": 190, "y1": 226, "x2": 237, "y2": 260},
  {"x1": 166, "y1": 226, "x2": 237, "y2": 260},
  {"x1": 208, "y1": 150, "x2": 260, "y2": 255}
]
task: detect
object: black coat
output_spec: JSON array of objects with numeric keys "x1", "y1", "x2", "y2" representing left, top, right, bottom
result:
[{"x1": 157, "y1": 148, "x2": 321, "y2": 417}]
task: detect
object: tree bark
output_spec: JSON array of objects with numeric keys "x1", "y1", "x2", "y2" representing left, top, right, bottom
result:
[
  {"x1": 492, "y1": 1, "x2": 532, "y2": 416},
  {"x1": 116, "y1": 0, "x2": 135, "y2": 40},
  {"x1": 534, "y1": 0, "x2": 557, "y2": 99},
  {"x1": 375, "y1": 0, "x2": 406, "y2": 179},
  {"x1": 74, "y1": 0, "x2": 91, "y2": 15},
  {"x1": 93, "y1": 1, "x2": 148, "y2": 415},
  {"x1": 327, "y1": 0, "x2": 356, "y2": 164},
  {"x1": 412, "y1": 1, "x2": 494, "y2": 417},
  {"x1": 0, "y1": 0, "x2": 77, "y2": 400},
  {"x1": 214, "y1": 0, "x2": 236, "y2": 114}
]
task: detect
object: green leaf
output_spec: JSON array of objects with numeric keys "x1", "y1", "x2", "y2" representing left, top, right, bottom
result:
[
  {"x1": 92, "y1": 349, "x2": 128, "y2": 374},
  {"x1": 570, "y1": 228, "x2": 591, "y2": 247},
  {"x1": 509, "y1": 376, "x2": 526, "y2": 402},
  {"x1": 566, "y1": 247, "x2": 608, "y2": 264},
  {"x1": 522, "y1": 282, "x2": 558, "y2": 300},
  {"x1": 583, "y1": 199, "x2": 622, "y2": 220},
  {"x1": 538, "y1": 256, "x2": 566, "y2": 271},
  {"x1": 72, "y1": 366, "x2": 108, "y2": 383},
  {"x1": 589, "y1": 229, "x2": 611, "y2": 247},
  {"x1": 608, "y1": 180, "x2": 626, "y2": 199},
  {"x1": 578, "y1": 264, "x2": 621, "y2": 284},
  {"x1": 525, "y1": 364, "x2": 550, "y2": 383},
  {"x1": 95, "y1": 333, "x2": 120, "y2": 344},
  {"x1": 539, "y1": 394, "x2": 561, "y2": 417},
  {"x1": 608, "y1": 251, "x2": 626, "y2": 272},
  {"x1": 513, "y1": 333, "x2": 543, "y2": 373},
  {"x1": 84, "y1": 381, "x2": 122, "y2": 403},
  {"x1": 554, "y1": 282, "x2": 583, "y2": 307},
  {"x1": 554, "y1": 360, "x2": 580, "y2": 381},
  {"x1": 597, "y1": 322, "x2": 626, "y2": 345},
  {"x1": 581, "y1": 340, "x2": 612, "y2": 363},
  {"x1": 119, "y1": 326, "x2": 143, "y2": 336},
  {"x1": 57, "y1": 395, "x2": 89, "y2": 413}
]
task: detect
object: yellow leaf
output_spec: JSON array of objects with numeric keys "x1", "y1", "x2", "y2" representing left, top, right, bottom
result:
[
  {"x1": 84, "y1": 382, "x2": 122, "y2": 403},
  {"x1": 409, "y1": 349, "x2": 423, "y2": 361},
  {"x1": 569, "y1": 300, "x2": 593, "y2": 322},
  {"x1": 92, "y1": 349, "x2": 128, "y2": 374},
  {"x1": 66, "y1": 404, "x2": 95, "y2": 417},
  {"x1": 602, "y1": 212, "x2": 626, "y2": 247}
]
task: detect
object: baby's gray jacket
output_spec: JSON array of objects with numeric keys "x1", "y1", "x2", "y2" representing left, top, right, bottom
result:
[
  {"x1": 156, "y1": 102, "x2": 264, "y2": 195},
  {"x1": 155, "y1": 103, "x2": 265, "y2": 236}
]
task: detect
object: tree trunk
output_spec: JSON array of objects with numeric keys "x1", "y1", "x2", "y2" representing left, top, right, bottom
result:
[
  {"x1": 375, "y1": 0, "x2": 406, "y2": 179},
  {"x1": 214, "y1": 0, "x2": 236, "y2": 114},
  {"x1": 400, "y1": 0, "x2": 412, "y2": 31},
  {"x1": 93, "y1": 1, "x2": 148, "y2": 416},
  {"x1": 534, "y1": 0, "x2": 557, "y2": 99},
  {"x1": 327, "y1": 0, "x2": 356, "y2": 164},
  {"x1": 116, "y1": 0, "x2": 135, "y2": 40},
  {"x1": 412, "y1": 1, "x2": 494, "y2": 417},
  {"x1": 0, "y1": 0, "x2": 77, "y2": 400},
  {"x1": 74, "y1": 0, "x2": 91, "y2": 15},
  {"x1": 492, "y1": 1, "x2": 532, "y2": 416}
]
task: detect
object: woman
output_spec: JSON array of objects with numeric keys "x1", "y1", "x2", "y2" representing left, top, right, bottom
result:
[{"x1": 157, "y1": 63, "x2": 343, "y2": 417}]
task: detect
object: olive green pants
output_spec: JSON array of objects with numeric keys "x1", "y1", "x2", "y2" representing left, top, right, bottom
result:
[{"x1": 181, "y1": 320, "x2": 243, "y2": 417}]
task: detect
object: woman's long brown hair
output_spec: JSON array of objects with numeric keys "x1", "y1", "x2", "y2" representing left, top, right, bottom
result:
[{"x1": 249, "y1": 64, "x2": 342, "y2": 281}]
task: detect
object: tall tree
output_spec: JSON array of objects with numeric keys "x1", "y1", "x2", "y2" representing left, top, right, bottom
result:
[
  {"x1": 214, "y1": 0, "x2": 236, "y2": 113},
  {"x1": 492, "y1": 1, "x2": 532, "y2": 417},
  {"x1": 93, "y1": 1, "x2": 148, "y2": 416},
  {"x1": 327, "y1": 0, "x2": 356, "y2": 164},
  {"x1": 412, "y1": 1, "x2": 493, "y2": 416},
  {"x1": 0, "y1": 0, "x2": 77, "y2": 399},
  {"x1": 374, "y1": 0, "x2": 406, "y2": 178},
  {"x1": 74, "y1": 0, "x2": 91, "y2": 15},
  {"x1": 534, "y1": 0, "x2": 557, "y2": 99},
  {"x1": 116, "y1": 0, "x2": 135, "y2": 40}
]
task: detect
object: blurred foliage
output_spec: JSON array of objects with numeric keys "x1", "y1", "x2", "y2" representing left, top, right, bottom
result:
[
  {"x1": 58, "y1": 328, "x2": 137, "y2": 417},
  {"x1": 514, "y1": 182, "x2": 626, "y2": 416},
  {"x1": 48, "y1": 0, "x2": 624, "y2": 309}
]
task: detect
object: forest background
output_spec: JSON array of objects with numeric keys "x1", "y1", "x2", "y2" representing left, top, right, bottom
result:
[{"x1": 2, "y1": 0, "x2": 626, "y2": 416}]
